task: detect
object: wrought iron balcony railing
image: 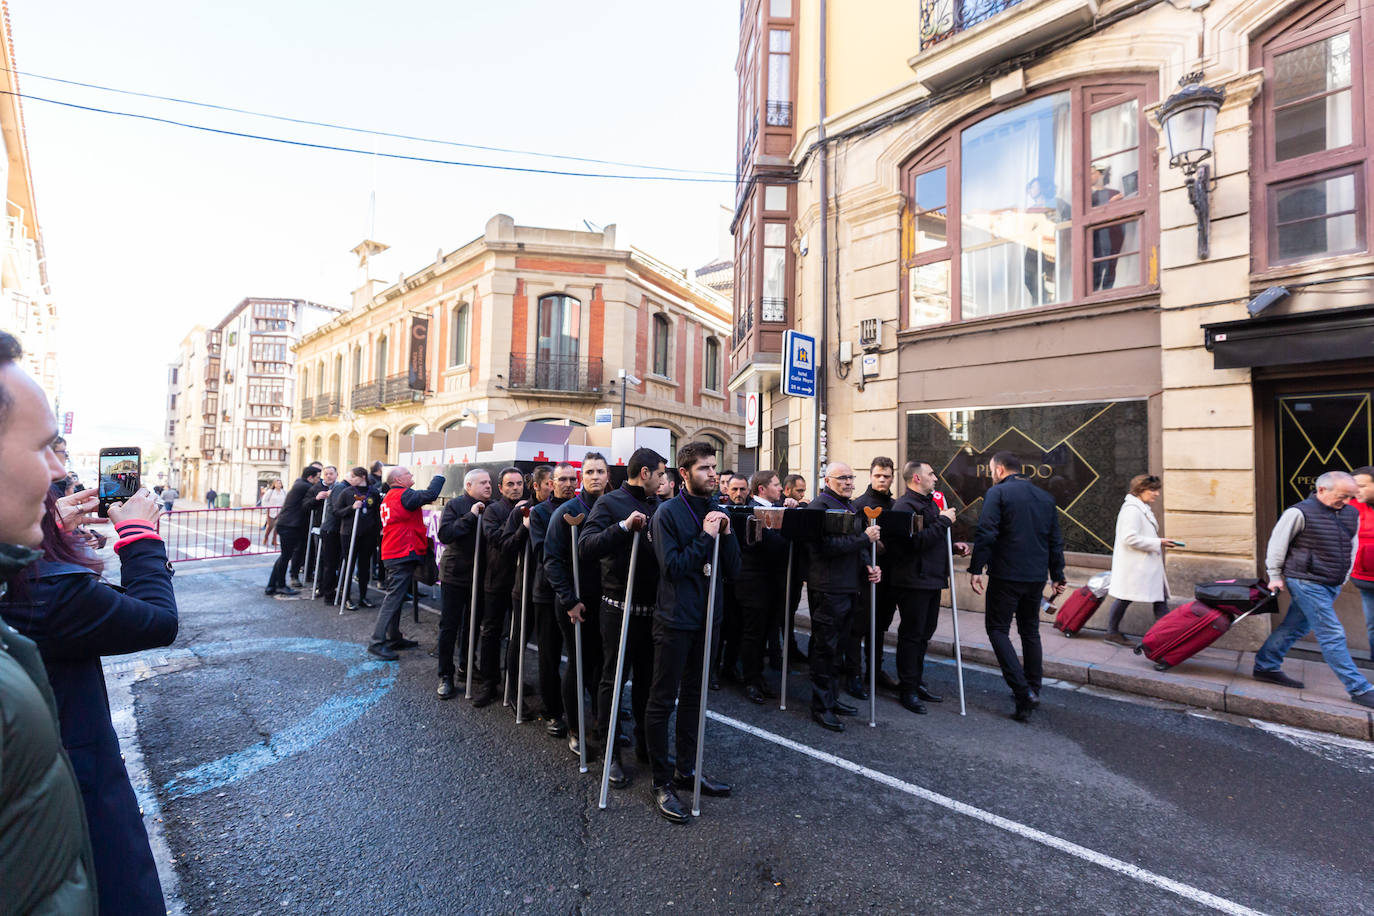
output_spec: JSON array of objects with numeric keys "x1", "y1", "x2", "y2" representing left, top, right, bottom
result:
[
  {"x1": 352, "y1": 374, "x2": 425, "y2": 411},
  {"x1": 761, "y1": 297, "x2": 787, "y2": 322},
  {"x1": 298, "y1": 398, "x2": 314, "y2": 421},
  {"x1": 507, "y1": 354, "x2": 604, "y2": 395},
  {"x1": 766, "y1": 101, "x2": 793, "y2": 127},
  {"x1": 920, "y1": 0, "x2": 1024, "y2": 48},
  {"x1": 313, "y1": 394, "x2": 341, "y2": 418}
]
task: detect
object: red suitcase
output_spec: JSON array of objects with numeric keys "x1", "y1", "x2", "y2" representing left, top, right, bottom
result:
[
  {"x1": 1053, "y1": 585, "x2": 1103, "y2": 636},
  {"x1": 1136, "y1": 601, "x2": 1267, "y2": 670}
]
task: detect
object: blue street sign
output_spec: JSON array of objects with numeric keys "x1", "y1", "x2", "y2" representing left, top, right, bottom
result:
[{"x1": 782, "y1": 329, "x2": 816, "y2": 398}]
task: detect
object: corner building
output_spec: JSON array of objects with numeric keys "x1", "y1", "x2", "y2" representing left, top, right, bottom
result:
[{"x1": 736, "y1": 0, "x2": 1374, "y2": 649}]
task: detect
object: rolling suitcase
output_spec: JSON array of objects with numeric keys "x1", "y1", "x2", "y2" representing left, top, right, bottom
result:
[
  {"x1": 1053, "y1": 585, "x2": 1103, "y2": 636},
  {"x1": 1135, "y1": 587, "x2": 1275, "y2": 671}
]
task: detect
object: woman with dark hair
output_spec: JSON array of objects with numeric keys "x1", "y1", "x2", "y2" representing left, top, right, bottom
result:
[
  {"x1": 0, "y1": 486, "x2": 177, "y2": 915},
  {"x1": 1103, "y1": 474, "x2": 1179, "y2": 646}
]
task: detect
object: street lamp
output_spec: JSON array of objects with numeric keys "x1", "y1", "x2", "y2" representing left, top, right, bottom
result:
[
  {"x1": 1158, "y1": 71, "x2": 1226, "y2": 260},
  {"x1": 615, "y1": 368, "x2": 641, "y2": 426}
]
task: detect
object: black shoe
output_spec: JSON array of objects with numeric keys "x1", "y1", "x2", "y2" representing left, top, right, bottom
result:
[
  {"x1": 546, "y1": 717, "x2": 568, "y2": 738},
  {"x1": 834, "y1": 699, "x2": 858, "y2": 716},
  {"x1": 1352, "y1": 692, "x2": 1374, "y2": 709},
  {"x1": 387, "y1": 637, "x2": 420, "y2": 650},
  {"x1": 756, "y1": 680, "x2": 778, "y2": 699},
  {"x1": 344, "y1": 600, "x2": 358, "y2": 611},
  {"x1": 275, "y1": 587, "x2": 300, "y2": 597},
  {"x1": 673, "y1": 770, "x2": 731, "y2": 797},
  {"x1": 1012, "y1": 696, "x2": 1034, "y2": 722},
  {"x1": 1253, "y1": 668, "x2": 1305, "y2": 689},
  {"x1": 609, "y1": 754, "x2": 630, "y2": 789},
  {"x1": 900, "y1": 694, "x2": 928, "y2": 715},
  {"x1": 745, "y1": 684, "x2": 767, "y2": 705},
  {"x1": 876, "y1": 670, "x2": 901, "y2": 692},
  {"x1": 709, "y1": 674, "x2": 721, "y2": 691},
  {"x1": 320, "y1": 593, "x2": 336, "y2": 604},
  {"x1": 1028, "y1": 689, "x2": 1041, "y2": 709},
  {"x1": 916, "y1": 684, "x2": 943, "y2": 703},
  {"x1": 845, "y1": 675, "x2": 869, "y2": 701},
  {"x1": 289, "y1": 577, "x2": 304, "y2": 590},
  {"x1": 357, "y1": 598, "x2": 377, "y2": 609},
  {"x1": 812, "y1": 709, "x2": 845, "y2": 732},
  {"x1": 367, "y1": 642, "x2": 399, "y2": 661},
  {"x1": 790, "y1": 641, "x2": 808, "y2": 663},
  {"x1": 264, "y1": 587, "x2": 278, "y2": 596},
  {"x1": 436, "y1": 676, "x2": 456, "y2": 699},
  {"x1": 456, "y1": 667, "x2": 467, "y2": 683},
  {"x1": 653, "y1": 784, "x2": 690, "y2": 824},
  {"x1": 568, "y1": 733, "x2": 582, "y2": 758},
  {"x1": 471, "y1": 687, "x2": 496, "y2": 708}
]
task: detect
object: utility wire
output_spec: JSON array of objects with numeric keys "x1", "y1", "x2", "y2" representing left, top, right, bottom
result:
[
  {"x1": 0, "y1": 89, "x2": 737, "y2": 184},
  {"x1": 1, "y1": 66, "x2": 733, "y2": 177}
]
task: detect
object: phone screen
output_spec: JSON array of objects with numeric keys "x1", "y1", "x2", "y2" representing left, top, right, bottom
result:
[{"x1": 100, "y1": 451, "x2": 141, "y2": 502}]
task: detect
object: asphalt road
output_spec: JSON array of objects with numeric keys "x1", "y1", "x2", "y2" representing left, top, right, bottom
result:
[{"x1": 121, "y1": 559, "x2": 1374, "y2": 915}]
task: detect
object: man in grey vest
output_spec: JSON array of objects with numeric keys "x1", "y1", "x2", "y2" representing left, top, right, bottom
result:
[{"x1": 1254, "y1": 470, "x2": 1374, "y2": 708}]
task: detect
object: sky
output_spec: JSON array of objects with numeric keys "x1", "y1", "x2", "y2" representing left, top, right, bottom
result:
[{"x1": 10, "y1": 0, "x2": 738, "y2": 448}]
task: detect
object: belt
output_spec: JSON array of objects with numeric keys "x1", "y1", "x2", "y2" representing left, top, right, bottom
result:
[{"x1": 601, "y1": 595, "x2": 655, "y2": 616}]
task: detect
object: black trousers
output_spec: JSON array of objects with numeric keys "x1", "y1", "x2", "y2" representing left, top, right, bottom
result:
[
  {"x1": 738, "y1": 599, "x2": 773, "y2": 685},
  {"x1": 290, "y1": 529, "x2": 310, "y2": 579},
  {"x1": 1105, "y1": 598, "x2": 1168, "y2": 634},
  {"x1": 807, "y1": 588, "x2": 854, "y2": 713},
  {"x1": 596, "y1": 601, "x2": 654, "y2": 752},
  {"x1": 893, "y1": 587, "x2": 941, "y2": 693},
  {"x1": 710, "y1": 587, "x2": 742, "y2": 678},
  {"x1": 535, "y1": 600, "x2": 564, "y2": 719},
  {"x1": 340, "y1": 532, "x2": 378, "y2": 602},
  {"x1": 555, "y1": 595, "x2": 603, "y2": 738},
  {"x1": 845, "y1": 580, "x2": 897, "y2": 676},
  {"x1": 318, "y1": 529, "x2": 341, "y2": 598},
  {"x1": 437, "y1": 581, "x2": 474, "y2": 679},
  {"x1": 267, "y1": 525, "x2": 304, "y2": 589},
  {"x1": 506, "y1": 590, "x2": 539, "y2": 699},
  {"x1": 476, "y1": 588, "x2": 510, "y2": 689},
  {"x1": 984, "y1": 577, "x2": 1044, "y2": 699},
  {"x1": 646, "y1": 619, "x2": 707, "y2": 786}
]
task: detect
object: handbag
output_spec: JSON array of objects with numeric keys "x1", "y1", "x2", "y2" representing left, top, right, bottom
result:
[{"x1": 416, "y1": 550, "x2": 439, "y2": 586}]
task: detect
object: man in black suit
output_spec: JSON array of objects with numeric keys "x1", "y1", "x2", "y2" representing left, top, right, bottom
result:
[
  {"x1": 968, "y1": 450, "x2": 1067, "y2": 722},
  {"x1": 265, "y1": 466, "x2": 320, "y2": 597}
]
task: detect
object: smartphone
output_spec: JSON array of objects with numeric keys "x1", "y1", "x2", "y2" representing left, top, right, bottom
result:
[
  {"x1": 1171, "y1": 540, "x2": 1186, "y2": 548},
  {"x1": 98, "y1": 447, "x2": 142, "y2": 517}
]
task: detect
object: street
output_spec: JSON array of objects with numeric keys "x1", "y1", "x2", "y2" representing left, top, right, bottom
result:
[{"x1": 114, "y1": 559, "x2": 1372, "y2": 916}]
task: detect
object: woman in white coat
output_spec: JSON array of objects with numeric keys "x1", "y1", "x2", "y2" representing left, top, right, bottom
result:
[{"x1": 1104, "y1": 474, "x2": 1180, "y2": 646}]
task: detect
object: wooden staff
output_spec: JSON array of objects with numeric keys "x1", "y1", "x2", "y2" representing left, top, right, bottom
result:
[{"x1": 863, "y1": 506, "x2": 883, "y2": 728}]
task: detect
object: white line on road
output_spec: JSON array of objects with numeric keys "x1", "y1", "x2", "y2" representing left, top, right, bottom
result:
[{"x1": 707, "y1": 710, "x2": 1269, "y2": 916}]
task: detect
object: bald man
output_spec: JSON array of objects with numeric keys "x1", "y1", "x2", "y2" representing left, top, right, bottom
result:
[{"x1": 368, "y1": 465, "x2": 445, "y2": 661}]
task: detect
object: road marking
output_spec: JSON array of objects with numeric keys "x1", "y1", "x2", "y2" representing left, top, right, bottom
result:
[
  {"x1": 707, "y1": 710, "x2": 1269, "y2": 916},
  {"x1": 1251, "y1": 719, "x2": 1374, "y2": 772}
]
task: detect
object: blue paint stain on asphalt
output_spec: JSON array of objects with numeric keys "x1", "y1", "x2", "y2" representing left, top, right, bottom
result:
[{"x1": 161, "y1": 637, "x2": 397, "y2": 800}]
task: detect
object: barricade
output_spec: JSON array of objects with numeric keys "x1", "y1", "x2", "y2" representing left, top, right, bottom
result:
[{"x1": 159, "y1": 507, "x2": 279, "y2": 563}]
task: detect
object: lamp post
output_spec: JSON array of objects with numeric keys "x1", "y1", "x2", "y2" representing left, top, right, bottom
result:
[
  {"x1": 1157, "y1": 72, "x2": 1226, "y2": 260},
  {"x1": 616, "y1": 368, "x2": 641, "y2": 426}
]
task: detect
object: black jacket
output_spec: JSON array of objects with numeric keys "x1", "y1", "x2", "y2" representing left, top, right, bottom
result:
[
  {"x1": 498, "y1": 500, "x2": 534, "y2": 601},
  {"x1": 307, "y1": 479, "x2": 331, "y2": 528},
  {"x1": 806, "y1": 489, "x2": 873, "y2": 595},
  {"x1": 481, "y1": 496, "x2": 522, "y2": 594},
  {"x1": 529, "y1": 496, "x2": 569, "y2": 603},
  {"x1": 320, "y1": 481, "x2": 351, "y2": 534},
  {"x1": 887, "y1": 488, "x2": 953, "y2": 591},
  {"x1": 652, "y1": 492, "x2": 742, "y2": 630},
  {"x1": 735, "y1": 498, "x2": 789, "y2": 608},
  {"x1": 968, "y1": 474, "x2": 1066, "y2": 583},
  {"x1": 2, "y1": 539, "x2": 176, "y2": 915},
  {"x1": 581, "y1": 483, "x2": 660, "y2": 608},
  {"x1": 437, "y1": 492, "x2": 484, "y2": 587},
  {"x1": 853, "y1": 486, "x2": 895, "y2": 566},
  {"x1": 332, "y1": 483, "x2": 381, "y2": 540},
  {"x1": 543, "y1": 491, "x2": 603, "y2": 615},
  {"x1": 275, "y1": 476, "x2": 316, "y2": 530}
]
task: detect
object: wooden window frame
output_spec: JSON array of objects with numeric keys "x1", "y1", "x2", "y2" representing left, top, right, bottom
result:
[
  {"x1": 449, "y1": 302, "x2": 470, "y2": 368},
  {"x1": 899, "y1": 76, "x2": 1158, "y2": 329},
  {"x1": 1253, "y1": 0, "x2": 1372, "y2": 270},
  {"x1": 652, "y1": 313, "x2": 672, "y2": 378}
]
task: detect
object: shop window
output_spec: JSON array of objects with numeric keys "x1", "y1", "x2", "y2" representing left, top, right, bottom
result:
[{"x1": 1275, "y1": 391, "x2": 1372, "y2": 513}]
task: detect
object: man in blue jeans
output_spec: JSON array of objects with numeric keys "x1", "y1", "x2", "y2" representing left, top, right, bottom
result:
[{"x1": 1254, "y1": 470, "x2": 1374, "y2": 709}]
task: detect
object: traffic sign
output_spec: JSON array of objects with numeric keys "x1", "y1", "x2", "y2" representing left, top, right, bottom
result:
[
  {"x1": 782, "y1": 330, "x2": 816, "y2": 398},
  {"x1": 594, "y1": 407, "x2": 613, "y2": 426},
  {"x1": 744, "y1": 392, "x2": 759, "y2": 448}
]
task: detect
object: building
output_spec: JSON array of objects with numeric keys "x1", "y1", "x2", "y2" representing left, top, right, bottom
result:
[
  {"x1": 735, "y1": 0, "x2": 1374, "y2": 650},
  {"x1": 0, "y1": 6, "x2": 58, "y2": 409},
  {"x1": 292, "y1": 215, "x2": 743, "y2": 470},
  {"x1": 167, "y1": 299, "x2": 339, "y2": 505}
]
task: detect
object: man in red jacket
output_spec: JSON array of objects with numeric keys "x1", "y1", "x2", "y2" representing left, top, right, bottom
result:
[
  {"x1": 368, "y1": 466, "x2": 445, "y2": 660},
  {"x1": 1353, "y1": 466, "x2": 1374, "y2": 660}
]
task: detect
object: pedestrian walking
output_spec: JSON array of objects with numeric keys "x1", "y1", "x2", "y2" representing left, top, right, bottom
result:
[
  {"x1": 1252, "y1": 470, "x2": 1374, "y2": 709},
  {"x1": 1103, "y1": 475, "x2": 1179, "y2": 646},
  {"x1": 264, "y1": 467, "x2": 319, "y2": 597},
  {"x1": 968, "y1": 451, "x2": 1067, "y2": 722},
  {"x1": 1352, "y1": 466, "x2": 1374, "y2": 658},
  {"x1": 161, "y1": 484, "x2": 179, "y2": 514},
  {"x1": 205, "y1": 487, "x2": 218, "y2": 510},
  {"x1": 434, "y1": 469, "x2": 490, "y2": 699},
  {"x1": 260, "y1": 479, "x2": 285, "y2": 545},
  {"x1": 367, "y1": 466, "x2": 444, "y2": 660}
]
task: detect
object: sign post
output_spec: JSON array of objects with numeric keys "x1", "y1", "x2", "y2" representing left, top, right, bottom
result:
[
  {"x1": 782, "y1": 330, "x2": 816, "y2": 398},
  {"x1": 744, "y1": 392, "x2": 759, "y2": 448}
]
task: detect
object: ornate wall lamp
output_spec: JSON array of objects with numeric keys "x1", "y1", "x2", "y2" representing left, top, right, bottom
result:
[{"x1": 1158, "y1": 72, "x2": 1226, "y2": 259}]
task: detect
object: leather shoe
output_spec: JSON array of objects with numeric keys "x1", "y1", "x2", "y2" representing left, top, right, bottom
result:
[
  {"x1": 436, "y1": 676, "x2": 456, "y2": 699},
  {"x1": 1011, "y1": 696, "x2": 1034, "y2": 722},
  {"x1": 916, "y1": 684, "x2": 943, "y2": 703},
  {"x1": 674, "y1": 770, "x2": 730, "y2": 797},
  {"x1": 834, "y1": 699, "x2": 858, "y2": 717},
  {"x1": 876, "y1": 670, "x2": 901, "y2": 692},
  {"x1": 387, "y1": 637, "x2": 420, "y2": 650},
  {"x1": 344, "y1": 600, "x2": 358, "y2": 611},
  {"x1": 899, "y1": 694, "x2": 928, "y2": 715},
  {"x1": 608, "y1": 754, "x2": 630, "y2": 789},
  {"x1": 289, "y1": 577, "x2": 304, "y2": 590},
  {"x1": 567, "y1": 733, "x2": 582, "y2": 758},
  {"x1": 845, "y1": 675, "x2": 869, "y2": 700},
  {"x1": 745, "y1": 684, "x2": 767, "y2": 705},
  {"x1": 1028, "y1": 689, "x2": 1041, "y2": 709},
  {"x1": 274, "y1": 587, "x2": 300, "y2": 597},
  {"x1": 709, "y1": 673, "x2": 721, "y2": 691},
  {"x1": 471, "y1": 687, "x2": 496, "y2": 708},
  {"x1": 367, "y1": 642, "x2": 398, "y2": 661},
  {"x1": 812, "y1": 709, "x2": 845, "y2": 732},
  {"x1": 357, "y1": 598, "x2": 377, "y2": 609},
  {"x1": 1253, "y1": 668, "x2": 1305, "y2": 689},
  {"x1": 653, "y1": 784, "x2": 690, "y2": 824},
  {"x1": 546, "y1": 716, "x2": 568, "y2": 738}
]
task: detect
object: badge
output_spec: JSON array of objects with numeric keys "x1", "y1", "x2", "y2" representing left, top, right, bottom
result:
[{"x1": 702, "y1": 563, "x2": 712, "y2": 578}]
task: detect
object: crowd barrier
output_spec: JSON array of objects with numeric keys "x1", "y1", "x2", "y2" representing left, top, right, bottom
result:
[{"x1": 158, "y1": 508, "x2": 280, "y2": 563}]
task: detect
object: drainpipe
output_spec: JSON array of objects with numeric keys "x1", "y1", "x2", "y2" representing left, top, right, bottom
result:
[{"x1": 813, "y1": 0, "x2": 829, "y2": 491}]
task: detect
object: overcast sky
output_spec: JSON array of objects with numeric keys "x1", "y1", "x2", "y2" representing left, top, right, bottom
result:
[{"x1": 11, "y1": 0, "x2": 737, "y2": 448}]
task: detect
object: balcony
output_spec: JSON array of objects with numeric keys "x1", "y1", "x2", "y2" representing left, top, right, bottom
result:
[
  {"x1": 733, "y1": 300, "x2": 755, "y2": 349},
  {"x1": 507, "y1": 354, "x2": 605, "y2": 397},
  {"x1": 766, "y1": 101, "x2": 793, "y2": 127},
  {"x1": 299, "y1": 398, "x2": 314, "y2": 420},
  {"x1": 313, "y1": 394, "x2": 341, "y2": 418},
  {"x1": 761, "y1": 297, "x2": 787, "y2": 322},
  {"x1": 205, "y1": 330, "x2": 221, "y2": 358},
  {"x1": 249, "y1": 403, "x2": 289, "y2": 420},
  {"x1": 352, "y1": 373, "x2": 425, "y2": 412},
  {"x1": 247, "y1": 448, "x2": 287, "y2": 464},
  {"x1": 913, "y1": 0, "x2": 1097, "y2": 89}
]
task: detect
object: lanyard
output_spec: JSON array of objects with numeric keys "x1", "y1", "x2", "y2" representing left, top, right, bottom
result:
[{"x1": 680, "y1": 492, "x2": 703, "y2": 528}]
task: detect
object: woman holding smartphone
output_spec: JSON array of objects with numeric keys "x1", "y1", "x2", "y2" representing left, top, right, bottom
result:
[{"x1": 1103, "y1": 474, "x2": 1180, "y2": 646}]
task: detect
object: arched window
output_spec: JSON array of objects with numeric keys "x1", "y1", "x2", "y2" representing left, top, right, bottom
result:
[
  {"x1": 537, "y1": 294, "x2": 581, "y2": 389},
  {"x1": 376, "y1": 335, "x2": 388, "y2": 380},
  {"x1": 703, "y1": 337, "x2": 721, "y2": 391},
  {"x1": 450, "y1": 302, "x2": 470, "y2": 367},
  {"x1": 652, "y1": 313, "x2": 671, "y2": 377}
]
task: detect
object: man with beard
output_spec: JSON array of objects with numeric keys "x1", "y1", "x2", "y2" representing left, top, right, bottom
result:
[
  {"x1": 544, "y1": 452, "x2": 609, "y2": 757},
  {"x1": 580, "y1": 448, "x2": 665, "y2": 789},
  {"x1": 646, "y1": 441, "x2": 741, "y2": 823},
  {"x1": 529, "y1": 463, "x2": 578, "y2": 735},
  {"x1": 435, "y1": 469, "x2": 490, "y2": 699},
  {"x1": 847, "y1": 457, "x2": 897, "y2": 699},
  {"x1": 333, "y1": 467, "x2": 383, "y2": 610},
  {"x1": 710, "y1": 470, "x2": 752, "y2": 690},
  {"x1": 470, "y1": 467, "x2": 525, "y2": 707},
  {"x1": 499, "y1": 465, "x2": 554, "y2": 715},
  {"x1": 736, "y1": 470, "x2": 790, "y2": 703}
]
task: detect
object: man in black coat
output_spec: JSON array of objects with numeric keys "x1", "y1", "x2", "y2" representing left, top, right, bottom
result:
[
  {"x1": 544, "y1": 452, "x2": 609, "y2": 757},
  {"x1": 736, "y1": 470, "x2": 790, "y2": 703},
  {"x1": 780, "y1": 473, "x2": 810, "y2": 663},
  {"x1": 968, "y1": 450, "x2": 1066, "y2": 722},
  {"x1": 805, "y1": 462, "x2": 881, "y2": 732},
  {"x1": 498, "y1": 466, "x2": 554, "y2": 714},
  {"x1": 646, "y1": 441, "x2": 741, "y2": 823},
  {"x1": 266, "y1": 466, "x2": 320, "y2": 596},
  {"x1": 887, "y1": 460, "x2": 963, "y2": 714},
  {"x1": 317, "y1": 467, "x2": 351, "y2": 602},
  {"x1": 528, "y1": 464, "x2": 577, "y2": 734},
  {"x1": 435, "y1": 469, "x2": 490, "y2": 700},
  {"x1": 580, "y1": 447, "x2": 665, "y2": 789},
  {"x1": 296, "y1": 465, "x2": 336, "y2": 588},
  {"x1": 471, "y1": 467, "x2": 525, "y2": 707},
  {"x1": 846, "y1": 457, "x2": 897, "y2": 700},
  {"x1": 333, "y1": 468, "x2": 382, "y2": 609}
]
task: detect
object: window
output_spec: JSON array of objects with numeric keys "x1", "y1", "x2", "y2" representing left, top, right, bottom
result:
[
  {"x1": 300, "y1": 367, "x2": 309, "y2": 402},
  {"x1": 376, "y1": 335, "x2": 388, "y2": 380},
  {"x1": 250, "y1": 340, "x2": 287, "y2": 361},
  {"x1": 762, "y1": 223, "x2": 788, "y2": 321},
  {"x1": 652, "y1": 314, "x2": 671, "y2": 377},
  {"x1": 766, "y1": 30, "x2": 792, "y2": 126},
  {"x1": 1257, "y1": 1, "x2": 1371, "y2": 265},
  {"x1": 450, "y1": 302, "x2": 470, "y2": 367},
  {"x1": 333, "y1": 355, "x2": 343, "y2": 398},
  {"x1": 901, "y1": 79, "x2": 1155, "y2": 328},
  {"x1": 764, "y1": 185, "x2": 788, "y2": 211},
  {"x1": 352, "y1": 346, "x2": 363, "y2": 387},
  {"x1": 170, "y1": 367, "x2": 178, "y2": 385},
  {"x1": 703, "y1": 338, "x2": 721, "y2": 390},
  {"x1": 536, "y1": 294, "x2": 581, "y2": 389},
  {"x1": 316, "y1": 361, "x2": 325, "y2": 396}
]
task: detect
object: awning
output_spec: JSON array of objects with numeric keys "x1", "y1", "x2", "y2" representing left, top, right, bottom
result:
[{"x1": 1202, "y1": 304, "x2": 1374, "y2": 369}]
